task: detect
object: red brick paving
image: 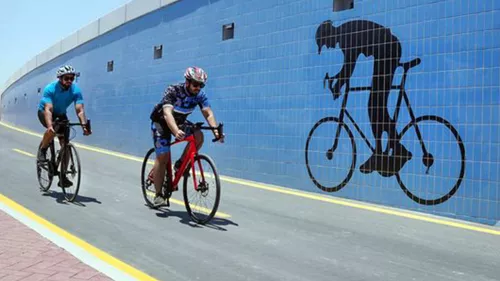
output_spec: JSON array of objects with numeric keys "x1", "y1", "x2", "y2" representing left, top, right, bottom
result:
[{"x1": 0, "y1": 210, "x2": 113, "y2": 280}]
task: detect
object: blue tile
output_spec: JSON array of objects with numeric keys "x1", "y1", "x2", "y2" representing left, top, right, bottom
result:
[{"x1": 2, "y1": 0, "x2": 499, "y2": 226}]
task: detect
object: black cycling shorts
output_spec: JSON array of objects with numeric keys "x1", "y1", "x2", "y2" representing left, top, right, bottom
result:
[
  {"x1": 37, "y1": 110, "x2": 68, "y2": 134},
  {"x1": 151, "y1": 120, "x2": 194, "y2": 156}
]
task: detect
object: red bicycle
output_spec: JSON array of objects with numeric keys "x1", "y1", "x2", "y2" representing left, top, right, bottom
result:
[{"x1": 141, "y1": 122, "x2": 224, "y2": 224}]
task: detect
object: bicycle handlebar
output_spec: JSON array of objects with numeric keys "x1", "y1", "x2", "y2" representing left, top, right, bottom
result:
[
  {"x1": 54, "y1": 118, "x2": 92, "y2": 133},
  {"x1": 186, "y1": 122, "x2": 224, "y2": 142}
]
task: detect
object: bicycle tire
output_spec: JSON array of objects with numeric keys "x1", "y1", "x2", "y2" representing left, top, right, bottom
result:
[
  {"x1": 305, "y1": 117, "x2": 357, "y2": 192},
  {"x1": 396, "y1": 115, "x2": 466, "y2": 205},
  {"x1": 61, "y1": 144, "x2": 81, "y2": 202},
  {"x1": 183, "y1": 153, "x2": 221, "y2": 225},
  {"x1": 36, "y1": 142, "x2": 54, "y2": 192},
  {"x1": 140, "y1": 148, "x2": 157, "y2": 208}
]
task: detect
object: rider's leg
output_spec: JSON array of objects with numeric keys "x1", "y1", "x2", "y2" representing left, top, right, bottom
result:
[
  {"x1": 175, "y1": 128, "x2": 204, "y2": 173},
  {"x1": 151, "y1": 122, "x2": 171, "y2": 206},
  {"x1": 175, "y1": 129, "x2": 203, "y2": 172},
  {"x1": 360, "y1": 63, "x2": 396, "y2": 173},
  {"x1": 58, "y1": 136, "x2": 75, "y2": 188},
  {"x1": 361, "y1": 61, "x2": 411, "y2": 174},
  {"x1": 40, "y1": 129, "x2": 55, "y2": 150},
  {"x1": 153, "y1": 153, "x2": 169, "y2": 193},
  {"x1": 195, "y1": 129, "x2": 204, "y2": 150},
  {"x1": 37, "y1": 111, "x2": 55, "y2": 161}
]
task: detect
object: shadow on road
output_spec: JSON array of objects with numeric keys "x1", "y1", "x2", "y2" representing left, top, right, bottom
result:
[
  {"x1": 152, "y1": 206, "x2": 239, "y2": 231},
  {"x1": 41, "y1": 190, "x2": 102, "y2": 207}
]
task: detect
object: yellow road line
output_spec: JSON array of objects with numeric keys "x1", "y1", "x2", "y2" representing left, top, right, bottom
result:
[
  {"x1": 13, "y1": 148, "x2": 36, "y2": 158},
  {"x1": 1, "y1": 121, "x2": 43, "y2": 138},
  {"x1": 2, "y1": 121, "x2": 499, "y2": 236},
  {"x1": 0, "y1": 192, "x2": 158, "y2": 281},
  {"x1": 219, "y1": 176, "x2": 500, "y2": 235}
]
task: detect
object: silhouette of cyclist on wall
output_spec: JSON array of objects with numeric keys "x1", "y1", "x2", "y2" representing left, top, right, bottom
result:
[{"x1": 315, "y1": 19, "x2": 412, "y2": 175}]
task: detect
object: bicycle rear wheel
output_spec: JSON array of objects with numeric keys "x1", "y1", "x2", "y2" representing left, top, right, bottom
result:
[
  {"x1": 397, "y1": 115, "x2": 466, "y2": 205},
  {"x1": 36, "y1": 142, "x2": 55, "y2": 192},
  {"x1": 61, "y1": 144, "x2": 81, "y2": 202},
  {"x1": 183, "y1": 153, "x2": 221, "y2": 224}
]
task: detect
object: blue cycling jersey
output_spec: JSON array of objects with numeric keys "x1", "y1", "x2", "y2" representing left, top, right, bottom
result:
[{"x1": 37, "y1": 81, "x2": 84, "y2": 115}]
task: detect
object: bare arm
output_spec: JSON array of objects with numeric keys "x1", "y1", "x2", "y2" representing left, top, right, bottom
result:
[
  {"x1": 44, "y1": 103, "x2": 54, "y2": 130},
  {"x1": 163, "y1": 106, "x2": 181, "y2": 135},
  {"x1": 75, "y1": 104, "x2": 87, "y2": 125},
  {"x1": 202, "y1": 107, "x2": 217, "y2": 128},
  {"x1": 75, "y1": 103, "x2": 91, "y2": 135},
  {"x1": 202, "y1": 107, "x2": 222, "y2": 140}
]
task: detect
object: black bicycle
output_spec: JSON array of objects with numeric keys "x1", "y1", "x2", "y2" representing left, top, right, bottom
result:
[
  {"x1": 36, "y1": 118, "x2": 91, "y2": 202},
  {"x1": 305, "y1": 58, "x2": 466, "y2": 206}
]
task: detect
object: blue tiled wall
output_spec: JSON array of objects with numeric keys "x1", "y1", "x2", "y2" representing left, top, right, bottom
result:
[{"x1": 2, "y1": 0, "x2": 499, "y2": 225}]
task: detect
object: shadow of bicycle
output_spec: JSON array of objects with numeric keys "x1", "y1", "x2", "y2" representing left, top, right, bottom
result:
[
  {"x1": 152, "y1": 206, "x2": 239, "y2": 231},
  {"x1": 41, "y1": 190, "x2": 102, "y2": 207}
]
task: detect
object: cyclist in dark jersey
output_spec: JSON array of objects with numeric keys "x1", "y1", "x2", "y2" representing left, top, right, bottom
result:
[{"x1": 149, "y1": 67, "x2": 224, "y2": 206}]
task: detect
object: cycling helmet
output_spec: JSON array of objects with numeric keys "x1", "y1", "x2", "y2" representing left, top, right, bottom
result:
[
  {"x1": 184, "y1": 66, "x2": 208, "y2": 84},
  {"x1": 56, "y1": 65, "x2": 76, "y2": 78}
]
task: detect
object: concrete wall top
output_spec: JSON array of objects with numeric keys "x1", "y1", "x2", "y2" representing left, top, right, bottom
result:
[{"x1": 0, "y1": 0, "x2": 181, "y2": 98}]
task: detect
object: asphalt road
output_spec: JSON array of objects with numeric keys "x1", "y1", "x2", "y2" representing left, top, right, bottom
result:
[{"x1": 0, "y1": 124, "x2": 499, "y2": 281}]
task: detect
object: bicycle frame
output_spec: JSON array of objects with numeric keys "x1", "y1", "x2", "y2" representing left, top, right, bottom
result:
[
  {"x1": 331, "y1": 58, "x2": 422, "y2": 153},
  {"x1": 163, "y1": 122, "x2": 223, "y2": 192},
  {"x1": 166, "y1": 134, "x2": 205, "y2": 192},
  {"x1": 49, "y1": 119, "x2": 91, "y2": 174}
]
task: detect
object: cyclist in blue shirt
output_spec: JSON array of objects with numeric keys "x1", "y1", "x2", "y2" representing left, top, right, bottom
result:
[
  {"x1": 37, "y1": 65, "x2": 91, "y2": 187},
  {"x1": 149, "y1": 66, "x2": 224, "y2": 206}
]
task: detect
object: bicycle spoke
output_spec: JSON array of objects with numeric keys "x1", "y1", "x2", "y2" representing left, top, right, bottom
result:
[
  {"x1": 183, "y1": 154, "x2": 221, "y2": 224},
  {"x1": 305, "y1": 117, "x2": 356, "y2": 192},
  {"x1": 61, "y1": 144, "x2": 81, "y2": 202},
  {"x1": 397, "y1": 115, "x2": 465, "y2": 205},
  {"x1": 37, "y1": 143, "x2": 54, "y2": 192}
]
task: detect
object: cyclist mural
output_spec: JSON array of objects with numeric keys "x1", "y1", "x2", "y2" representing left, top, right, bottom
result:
[{"x1": 305, "y1": 19, "x2": 466, "y2": 206}]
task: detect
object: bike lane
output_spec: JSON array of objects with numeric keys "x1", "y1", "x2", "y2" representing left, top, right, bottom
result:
[{"x1": 0, "y1": 122, "x2": 499, "y2": 281}]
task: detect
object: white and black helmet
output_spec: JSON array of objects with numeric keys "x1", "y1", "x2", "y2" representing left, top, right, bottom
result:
[{"x1": 56, "y1": 65, "x2": 76, "y2": 78}]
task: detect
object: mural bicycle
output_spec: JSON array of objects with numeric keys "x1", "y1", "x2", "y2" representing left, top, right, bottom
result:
[{"x1": 305, "y1": 20, "x2": 466, "y2": 206}]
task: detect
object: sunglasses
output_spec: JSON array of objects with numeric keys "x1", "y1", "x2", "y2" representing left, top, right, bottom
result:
[
  {"x1": 190, "y1": 80, "x2": 205, "y2": 88},
  {"x1": 62, "y1": 75, "x2": 75, "y2": 82}
]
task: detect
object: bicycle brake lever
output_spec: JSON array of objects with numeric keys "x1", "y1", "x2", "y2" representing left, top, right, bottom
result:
[
  {"x1": 212, "y1": 123, "x2": 224, "y2": 142},
  {"x1": 86, "y1": 119, "x2": 92, "y2": 133}
]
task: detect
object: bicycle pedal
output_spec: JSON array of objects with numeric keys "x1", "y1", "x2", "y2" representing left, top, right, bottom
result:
[{"x1": 57, "y1": 182, "x2": 72, "y2": 188}]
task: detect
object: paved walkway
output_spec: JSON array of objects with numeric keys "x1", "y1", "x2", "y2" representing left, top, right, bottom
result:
[{"x1": 0, "y1": 210, "x2": 113, "y2": 281}]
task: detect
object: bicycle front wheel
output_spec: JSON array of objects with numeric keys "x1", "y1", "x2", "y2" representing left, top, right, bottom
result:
[
  {"x1": 61, "y1": 144, "x2": 81, "y2": 202},
  {"x1": 305, "y1": 117, "x2": 356, "y2": 192},
  {"x1": 183, "y1": 153, "x2": 221, "y2": 224},
  {"x1": 36, "y1": 143, "x2": 55, "y2": 192},
  {"x1": 397, "y1": 115, "x2": 466, "y2": 205}
]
